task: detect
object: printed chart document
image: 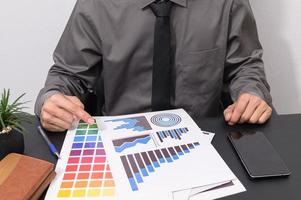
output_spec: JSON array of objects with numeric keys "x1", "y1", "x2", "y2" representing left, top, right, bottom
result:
[{"x1": 45, "y1": 109, "x2": 245, "y2": 200}]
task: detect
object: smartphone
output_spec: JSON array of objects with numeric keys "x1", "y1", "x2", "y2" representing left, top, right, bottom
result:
[{"x1": 228, "y1": 131, "x2": 291, "y2": 178}]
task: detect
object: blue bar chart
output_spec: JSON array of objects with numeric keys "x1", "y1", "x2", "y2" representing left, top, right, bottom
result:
[
  {"x1": 156, "y1": 127, "x2": 189, "y2": 143},
  {"x1": 120, "y1": 142, "x2": 201, "y2": 191}
]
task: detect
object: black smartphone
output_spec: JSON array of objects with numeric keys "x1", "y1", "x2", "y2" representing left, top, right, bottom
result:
[{"x1": 228, "y1": 131, "x2": 291, "y2": 178}]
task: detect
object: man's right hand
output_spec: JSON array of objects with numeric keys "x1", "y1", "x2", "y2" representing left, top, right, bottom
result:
[{"x1": 40, "y1": 93, "x2": 95, "y2": 132}]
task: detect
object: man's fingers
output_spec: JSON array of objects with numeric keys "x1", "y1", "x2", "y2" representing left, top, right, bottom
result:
[
  {"x1": 229, "y1": 94, "x2": 250, "y2": 125},
  {"x1": 66, "y1": 96, "x2": 84, "y2": 109},
  {"x1": 239, "y1": 96, "x2": 262, "y2": 124},
  {"x1": 224, "y1": 93, "x2": 272, "y2": 125},
  {"x1": 43, "y1": 124, "x2": 65, "y2": 132},
  {"x1": 224, "y1": 104, "x2": 235, "y2": 122},
  {"x1": 65, "y1": 96, "x2": 87, "y2": 122},
  {"x1": 75, "y1": 110, "x2": 94, "y2": 124},
  {"x1": 42, "y1": 100, "x2": 74, "y2": 125},
  {"x1": 49, "y1": 94, "x2": 94, "y2": 124},
  {"x1": 41, "y1": 93, "x2": 94, "y2": 133},
  {"x1": 248, "y1": 101, "x2": 269, "y2": 124},
  {"x1": 41, "y1": 111, "x2": 73, "y2": 130},
  {"x1": 41, "y1": 117, "x2": 67, "y2": 132},
  {"x1": 258, "y1": 108, "x2": 272, "y2": 124}
]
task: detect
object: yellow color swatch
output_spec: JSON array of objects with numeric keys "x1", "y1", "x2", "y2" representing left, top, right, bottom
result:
[
  {"x1": 102, "y1": 188, "x2": 116, "y2": 196},
  {"x1": 73, "y1": 189, "x2": 86, "y2": 197},
  {"x1": 57, "y1": 190, "x2": 71, "y2": 197},
  {"x1": 87, "y1": 189, "x2": 101, "y2": 197}
]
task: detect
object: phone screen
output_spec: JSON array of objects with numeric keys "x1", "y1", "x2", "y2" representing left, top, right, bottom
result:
[{"x1": 228, "y1": 131, "x2": 291, "y2": 178}]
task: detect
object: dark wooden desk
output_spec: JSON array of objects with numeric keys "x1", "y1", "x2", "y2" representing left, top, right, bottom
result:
[{"x1": 24, "y1": 114, "x2": 301, "y2": 200}]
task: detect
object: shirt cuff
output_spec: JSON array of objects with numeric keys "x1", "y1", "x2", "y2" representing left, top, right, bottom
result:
[{"x1": 230, "y1": 83, "x2": 272, "y2": 106}]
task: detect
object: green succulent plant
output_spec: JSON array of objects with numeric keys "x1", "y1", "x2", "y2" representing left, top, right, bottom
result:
[{"x1": 0, "y1": 89, "x2": 30, "y2": 134}]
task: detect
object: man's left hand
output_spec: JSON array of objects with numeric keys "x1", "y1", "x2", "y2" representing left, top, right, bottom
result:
[{"x1": 224, "y1": 93, "x2": 272, "y2": 125}]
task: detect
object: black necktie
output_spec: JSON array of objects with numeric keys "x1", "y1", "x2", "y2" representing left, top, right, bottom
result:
[{"x1": 150, "y1": 0, "x2": 173, "y2": 111}]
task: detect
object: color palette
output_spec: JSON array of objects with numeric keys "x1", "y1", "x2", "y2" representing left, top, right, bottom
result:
[
  {"x1": 156, "y1": 127, "x2": 189, "y2": 142},
  {"x1": 120, "y1": 142, "x2": 200, "y2": 191},
  {"x1": 105, "y1": 116, "x2": 152, "y2": 132},
  {"x1": 57, "y1": 123, "x2": 116, "y2": 198}
]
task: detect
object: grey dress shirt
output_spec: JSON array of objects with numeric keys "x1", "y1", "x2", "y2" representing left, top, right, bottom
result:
[{"x1": 35, "y1": 0, "x2": 272, "y2": 121}]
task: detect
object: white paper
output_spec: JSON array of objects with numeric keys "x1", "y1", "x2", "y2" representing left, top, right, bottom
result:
[
  {"x1": 99, "y1": 109, "x2": 236, "y2": 199},
  {"x1": 201, "y1": 131, "x2": 215, "y2": 143},
  {"x1": 189, "y1": 180, "x2": 232, "y2": 196},
  {"x1": 45, "y1": 109, "x2": 242, "y2": 200},
  {"x1": 189, "y1": 179, "x2": 246, "y2": 200},
  {"x1": 173, "y1": 182, "x2": 226, "y2": 200},
  {"x1": 173, "y1": 179, "x2": 245, "y2": 200}
]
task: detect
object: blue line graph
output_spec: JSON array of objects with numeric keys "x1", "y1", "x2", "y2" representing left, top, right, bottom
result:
[{"x1": 113, "y1": 134, "x2": 152, "y2": 153}]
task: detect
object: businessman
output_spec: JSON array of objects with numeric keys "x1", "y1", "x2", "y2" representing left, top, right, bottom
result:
[{"x1": 35, "y1": 0, "x2": 272, "y2": 132}]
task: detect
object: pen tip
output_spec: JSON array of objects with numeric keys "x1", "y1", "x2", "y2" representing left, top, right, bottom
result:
[{"x1": 55, "y1": 153, "x2": 61, "y2": 159}]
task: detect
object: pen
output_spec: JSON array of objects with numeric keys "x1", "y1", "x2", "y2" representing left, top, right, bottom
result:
[{"x1": 37, "y1": 126, "x2": 61, "y2": 159}]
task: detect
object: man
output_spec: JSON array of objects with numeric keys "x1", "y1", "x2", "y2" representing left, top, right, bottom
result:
[{"x1": 35, "y1": 0, "x2": 272, "y2": 132}]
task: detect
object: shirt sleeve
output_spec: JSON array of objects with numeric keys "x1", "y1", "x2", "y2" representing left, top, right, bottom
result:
[
  {"x1": 34, "y1": 0, "x2": 102, "y2": 116},
  {"x1": 224, "y1": 0, "x2": 272, "y2": 105}
]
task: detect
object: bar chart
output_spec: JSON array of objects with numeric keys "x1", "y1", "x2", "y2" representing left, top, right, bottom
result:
[
  {"x1": 155, "y1": 127, "x2": 189, "y2": 143},
  {"x1": 120, "y1": 142, "x2": 201, "y2": 191}
]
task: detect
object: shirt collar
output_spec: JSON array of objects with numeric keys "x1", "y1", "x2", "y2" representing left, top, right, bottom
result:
[{"x1": 137, "y1": 0, "x2": 187, "y2": 9}]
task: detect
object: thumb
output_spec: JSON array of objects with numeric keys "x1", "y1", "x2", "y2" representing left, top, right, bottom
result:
[{"x1": 224, "y1": 104, "x2": 235, "y2": 122}]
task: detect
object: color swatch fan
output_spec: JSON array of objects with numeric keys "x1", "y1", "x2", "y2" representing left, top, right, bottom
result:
[{"x1": 45, "y1": 122, "x2": 116, "y2": 199}]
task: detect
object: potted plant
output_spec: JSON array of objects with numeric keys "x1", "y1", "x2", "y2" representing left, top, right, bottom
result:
[{"x1": 0, "y1": 89, "x2": 30, "y2": 160}]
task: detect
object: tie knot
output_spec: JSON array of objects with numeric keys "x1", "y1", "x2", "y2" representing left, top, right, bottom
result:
[{"x1": 150, "y1": 0, "x2": 173, "y2": 17}]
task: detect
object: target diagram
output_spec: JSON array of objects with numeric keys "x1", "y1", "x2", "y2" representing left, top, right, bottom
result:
[{"x1": 150, "y1": 113, "x2": 182, "y2": 127}]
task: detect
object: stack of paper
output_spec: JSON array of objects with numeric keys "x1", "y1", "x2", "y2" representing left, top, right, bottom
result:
[
  {"x1": 46, "y1": 109, "x2": 245, "y2": 200},
  {"x1": 172, "y1": 132, "x2": 246, "y2": 200}
]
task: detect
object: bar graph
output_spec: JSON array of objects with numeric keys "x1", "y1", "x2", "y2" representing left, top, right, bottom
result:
[
  {"x1": 120, "y1": 142, "x2": 201, "y2": 191},
  {"x1": 156, "y1": 127, "x2": 189, "y2": 143}
]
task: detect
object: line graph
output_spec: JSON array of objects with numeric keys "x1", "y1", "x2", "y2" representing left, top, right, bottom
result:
[{"x1": 113, "y1": 135, "x2": 152, "y2": 153}]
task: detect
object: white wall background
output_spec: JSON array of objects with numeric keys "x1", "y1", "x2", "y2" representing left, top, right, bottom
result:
[
  {"x1": 0, "y1": 0, "x2": 76, "y2": 114},
  {"x1": 250, "y1": 0, "x2": 301, "y2": 114},
  {"x1": 0, "y1": 0, "x2": 300, "y2": 114}
]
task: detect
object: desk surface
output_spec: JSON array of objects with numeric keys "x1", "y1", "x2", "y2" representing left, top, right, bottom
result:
[{"x1": 24, "y1": 114, "x2": 301, "y2": 200}]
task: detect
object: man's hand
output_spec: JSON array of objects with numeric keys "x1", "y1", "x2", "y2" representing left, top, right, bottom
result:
[
  {"x1": 40, "y1": 93, "x2": 95, "y2": 132},
  {"x1": 224, "y1": 93, "x2": 272, "y2": 125}
]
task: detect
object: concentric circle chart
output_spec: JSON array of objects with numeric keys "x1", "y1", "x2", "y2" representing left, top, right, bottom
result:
[{"x1": 150, "y1": 113, "x2": 182, "y2": 127}]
